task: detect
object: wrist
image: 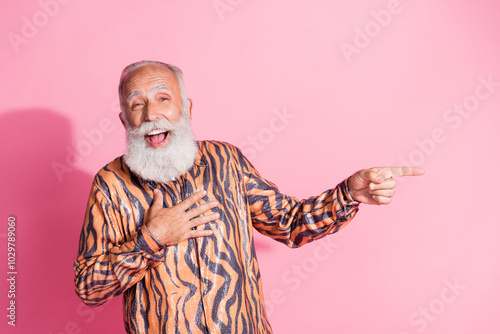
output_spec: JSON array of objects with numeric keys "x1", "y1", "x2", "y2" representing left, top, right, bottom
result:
[
  {"x1": 345, "y1": 177, "x2": 359, "y2": 203},
  {"x1": 144, "y1": 223, "x2": 165, "y2": 246}
]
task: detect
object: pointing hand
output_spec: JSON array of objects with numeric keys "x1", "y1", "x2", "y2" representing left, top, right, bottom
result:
[{"x1": 347, "y1": 166, "x2": 425, "y2": 205}]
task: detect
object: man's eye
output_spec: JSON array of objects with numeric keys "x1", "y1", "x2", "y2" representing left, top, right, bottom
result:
[
  {"x1": 159, "y1": 97, "x2": 169, "y2": 102},
  {"x1": 131, "y1": 103, "x2": 143, "y2": 110}
]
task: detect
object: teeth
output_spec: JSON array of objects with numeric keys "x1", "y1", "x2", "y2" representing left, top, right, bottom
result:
[{"x1": 148, "y1": 129, "x2": 165, "y2": 136}]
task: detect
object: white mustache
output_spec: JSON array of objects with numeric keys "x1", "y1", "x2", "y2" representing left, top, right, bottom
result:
[{"x1": 127, "y1": 118, "x2": 175, "y2": 137}]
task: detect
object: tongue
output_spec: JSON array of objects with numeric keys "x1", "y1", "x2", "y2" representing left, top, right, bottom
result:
[{"x1": 149, "y1": 132, "x2": 167, "y2": 144}]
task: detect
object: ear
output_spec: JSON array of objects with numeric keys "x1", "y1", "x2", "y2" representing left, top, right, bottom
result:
[
  {"x1": 187, "y1": 98, "x2": 193, "y2": 120},
  {"x1": 119, "y1": 112, "x2": 127, "y2": 129}
]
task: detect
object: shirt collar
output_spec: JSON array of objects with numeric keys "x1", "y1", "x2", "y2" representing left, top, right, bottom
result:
[{"x1": 193, "y1": 141, "x2": 207, "y2": 167}]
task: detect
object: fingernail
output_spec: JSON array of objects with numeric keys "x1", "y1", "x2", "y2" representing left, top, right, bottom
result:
[{"x1": 153, "y1": 189, "x2": 159, "y2": 194}]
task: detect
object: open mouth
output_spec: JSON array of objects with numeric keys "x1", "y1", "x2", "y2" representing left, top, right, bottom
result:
[{"x1": 146, "y1": 129, "x2": 170, "y2": 148}]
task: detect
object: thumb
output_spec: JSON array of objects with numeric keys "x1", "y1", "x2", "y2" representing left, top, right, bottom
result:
[{"x1": 151, "y1": 189, "x2": 164, "y2": 212}]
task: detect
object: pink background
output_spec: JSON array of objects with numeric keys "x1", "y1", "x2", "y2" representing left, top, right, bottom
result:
[{"x1": 1, "y1": 0, "x2": 499, "y2": 333}]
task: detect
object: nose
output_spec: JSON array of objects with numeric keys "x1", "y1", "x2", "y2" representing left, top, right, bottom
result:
[{"x1": 144, "y1": 102, "x2": 161, "y2": 122}]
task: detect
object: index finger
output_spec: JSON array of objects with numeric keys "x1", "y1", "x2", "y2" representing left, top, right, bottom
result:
[
  {"x1": 379, "y1": 166, "x2": 426, "y2": 178},
  {"x1": 178, "y1": 190, "x2": 208, "y2": 211}
]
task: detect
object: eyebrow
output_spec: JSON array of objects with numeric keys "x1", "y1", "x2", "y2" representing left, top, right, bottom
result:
[
  {"x1": 127, "y1": 91, "x2": 141, "y2": 103},
  {"x1": 152, "y1": 84, "x2": 172, "y2": 93},
  {"x1": 127, "y1": 85, "x2": 173, "y2": 103}
]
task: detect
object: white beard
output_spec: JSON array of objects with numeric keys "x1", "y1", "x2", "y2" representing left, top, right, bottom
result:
[{"x1": 123, "y1": 113, "x2": 198, "y2": 183}]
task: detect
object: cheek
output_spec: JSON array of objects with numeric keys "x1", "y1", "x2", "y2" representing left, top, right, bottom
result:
[
  {"x1": 163, "y1": 106, "x2": 183, "y2": 123},
  {"x1": 127, "y1": 113, "x2": 143, "y2": 128}
]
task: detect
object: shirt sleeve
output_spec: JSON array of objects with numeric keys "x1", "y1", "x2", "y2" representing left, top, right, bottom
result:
[
  {"x1": 238, "y1": 149, "x2": 360, "y2": 248},
  {"x1": 73, "y1": 181, "x2": 166, "y2": 307}
]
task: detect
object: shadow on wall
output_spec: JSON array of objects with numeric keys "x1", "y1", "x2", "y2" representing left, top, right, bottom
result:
[
  {"x1": 0, "y1": 110, "x2": 122, "y2": 334},
  {"x1": 0, "y1": 109, "x2": 274, "y2": 333}
]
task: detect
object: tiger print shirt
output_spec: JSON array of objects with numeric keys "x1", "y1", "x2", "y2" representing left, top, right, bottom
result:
[{"x1": 74, "y1": 140, "x2": 360, "y2": 334}]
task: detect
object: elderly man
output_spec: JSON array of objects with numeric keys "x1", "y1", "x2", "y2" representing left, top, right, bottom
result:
[{"x1": 74, "y1": 60, "x2": 424, "y2": 334}]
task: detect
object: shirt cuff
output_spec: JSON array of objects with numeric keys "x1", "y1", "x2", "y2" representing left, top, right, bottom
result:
[
  {"x1": 341, "y1": 177, "x2": 360, "y2": 205},
  {"x1": 135, "y1": 224, "x2": 165, "y2": 260},
  {"x1": 334, "y1": 178, "x2": 360, "y2": 223}
]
